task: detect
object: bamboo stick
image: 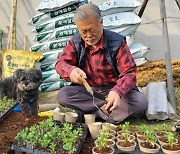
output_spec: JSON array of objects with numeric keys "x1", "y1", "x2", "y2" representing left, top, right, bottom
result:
[
  {"x1": 7, "y1": 26, "x2": 11, "y2": 49},
  {"x1": 12, "y1": 0, "x2": 17, "y2": 49},
  {"x1": 9, "y1": 0, "x2": 17, "y2": 49},
  {"x1": 0, "y1": 29, "x2": 2, "y2": 79}
]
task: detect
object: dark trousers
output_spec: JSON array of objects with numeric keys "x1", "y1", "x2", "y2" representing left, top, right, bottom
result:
[{"x1": 57, "y1": 85, "x2": 148, "y2": 122}]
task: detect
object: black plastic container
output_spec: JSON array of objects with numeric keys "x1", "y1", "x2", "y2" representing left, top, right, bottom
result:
[
  {"x1": 11, "y1": 121, "x2": 88, "y2": 154},
  {"x1": 0, "y1": 101, "x2": 18, "y2": 122}
]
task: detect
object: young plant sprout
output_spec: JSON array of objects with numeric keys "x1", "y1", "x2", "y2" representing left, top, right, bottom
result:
[
  {"x1": 0, "y1": 96, "x2": 14, "y2": 112},
  {"x1": 164, "y1": 132, "x2": 176, "y2": 148},
  {"x1": 94, "y1": 133, "x2": 108, "y2": 150},
  {"x1": 144, "y1": 130, "x2": 157, "y2": 147}
]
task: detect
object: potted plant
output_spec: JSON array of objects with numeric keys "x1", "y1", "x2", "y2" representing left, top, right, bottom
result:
[
  {"x1": 92, "y1": 133, "x2": 114, "y2": 154},
  {"x1": 161, "y1": 132, "x2": 180, "y2": 153},
  {"x1": 117, "y1": 122, "x2": 134, "y2": 136},
  {"x1": 136, "y1": 124, "x2": 148, "y2": 137},
  {"x1": 154, "y1": 123, "x2": 168, "y2": 138},
  {"x1": 139, "y1": 130, "x2": 160, "y2": 153},
  {"x1": 116, "y1": 130, "x2": 136, "y2": 152}
]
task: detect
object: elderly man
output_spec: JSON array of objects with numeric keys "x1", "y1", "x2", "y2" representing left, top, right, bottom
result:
[{"x1": 55, "y1": 3, "x2": 148, "y2": 123}]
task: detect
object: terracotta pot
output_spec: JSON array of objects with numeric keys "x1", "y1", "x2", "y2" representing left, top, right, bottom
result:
[
  {"x1": 102, "y1": 122, "x2": 117, "y2": 131},
  {"x1": 84, "y1": 114, "x2": 96, "y2": 125},
  {"x1": 65, "y1": 112, "x2": 78, "y2": 123},
  {"x1": 88, "y1": 122, "x2": 102, "y2": 139},
  {"x1": 53, "y1": 112, "x2": 65, "y2": 122},
  {"x1": 92, "y1": 146, "x2": 114, "y2": 154},
  {"x1": 139, "y1": 142, "x2": 160, "y2": 153},
  {"x1": 161, "y1": 144, "x2": 180, "y2": 154},
  {"x1": 116, "y1": 140, "x2": 136, "y2": 152}
]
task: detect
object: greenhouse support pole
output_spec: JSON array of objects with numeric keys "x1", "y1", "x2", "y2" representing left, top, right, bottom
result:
[{"x1": 159, "y1": 0, "x2": 176, "y2": 114}]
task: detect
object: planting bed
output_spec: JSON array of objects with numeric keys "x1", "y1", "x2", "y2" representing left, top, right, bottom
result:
[{"x1": 1, "y1": 111, "x2": 180, "y2": 154}]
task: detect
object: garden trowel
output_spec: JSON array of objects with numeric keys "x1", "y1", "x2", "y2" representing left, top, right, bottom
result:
[{"x1": 81, "y1": 77, "x2": 115, "y2": 123}]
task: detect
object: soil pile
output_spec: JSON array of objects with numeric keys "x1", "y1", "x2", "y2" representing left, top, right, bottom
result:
[{"x1": 137, "y1": 59, "x2": 180, "y2": 87}]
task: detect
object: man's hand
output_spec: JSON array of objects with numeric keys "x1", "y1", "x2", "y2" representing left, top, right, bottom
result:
[
  {"x1": 69, "y1": 67, "x2": 87, "y2": 84},
  {"x1": 105, "y1": 91, "x2": 121, "y2": 112}
]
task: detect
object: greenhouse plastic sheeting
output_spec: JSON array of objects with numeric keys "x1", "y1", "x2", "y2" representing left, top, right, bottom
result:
[{"x1": 145, "y1": 82, "x2": 176, "y2": 120}]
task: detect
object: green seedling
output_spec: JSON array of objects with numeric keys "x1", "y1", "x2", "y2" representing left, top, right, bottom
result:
[
  {"x1": 164, "y1": 132, "x2": 176, "y2": 148},
  {"x1": 144, "y1": 130, "x2": 156, "y2": 147},
  {"x1": 94, "y1": 133, "x2": 108, "y2": 150}
]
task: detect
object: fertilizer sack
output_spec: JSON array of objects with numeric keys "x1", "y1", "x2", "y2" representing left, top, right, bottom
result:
[
  {"x1": 110, "y1": 24, "x2": 140, "y2": 36},
  {"x1": 33, "y1": 25, "x2": 77, "y2": 43},
  {"x1": 29, "y1": 0, "x2": 88, "y2": 25},
  {"x1": 39, "y1": 50, "x2": 63, "y2": 63},
  {"x1": 37, "y1": 0, "x2": 88, "y2": 13},
  {"x1": 30, "y1": 39, "x2": 68, "y2": 52},
  {"x1": 42, "y1": 70, "x2": 64, "y2": 83},
  {"x1": 2, "y1": 49, "x2": 43, "y2": 77},
  {"x1": 32, "y1": 13, "x2": 75, "y2": 33},
  {"x1": 98, "y1": 0, "x2": 141, "y2": 16},
  {"x1": 129, "y1": 43, "x2": 150, "y2": 59},
  {"x1": 39, "y1": 80, "x2": 71, "y2": 92},
  {"x1": 103, "y1": 12, "x2": 141, "y2": 29}
]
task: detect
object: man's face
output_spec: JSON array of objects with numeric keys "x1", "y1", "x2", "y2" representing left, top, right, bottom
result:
[{"x1": 75, "y1": 17, "x2": 103, "y2": 47}]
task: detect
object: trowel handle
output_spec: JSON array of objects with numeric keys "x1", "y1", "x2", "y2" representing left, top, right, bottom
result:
[{"x1": 81, "y1": 78, "x2": 93, "y2": 95}]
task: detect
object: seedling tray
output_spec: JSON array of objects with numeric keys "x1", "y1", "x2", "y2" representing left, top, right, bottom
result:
[
  {"x1": 0, "y1": 101, "x2": 18, "y2": 122},
  {"x1": 11, "y1": 121, "x2": 88, "y2": 154}
]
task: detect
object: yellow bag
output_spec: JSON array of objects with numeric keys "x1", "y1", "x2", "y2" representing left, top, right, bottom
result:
[
  {"x1": 2, "y1": 49, "x2": 43, "y2": 77},
  {"x1": 38, "y1": 110, "x2": 54, "y2": 117}
]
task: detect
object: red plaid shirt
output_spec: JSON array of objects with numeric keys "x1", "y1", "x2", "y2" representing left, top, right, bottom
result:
[{"x1": 55, "y1": 33, "x2": 137, "y2": 97}]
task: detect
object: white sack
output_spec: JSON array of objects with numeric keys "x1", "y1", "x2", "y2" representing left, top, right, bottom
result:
[
  {"x1": 126, "y1": 35, "x2": 134, "y2": 46},
  {"x1": 33, "y1": 25, "x2": 77, "y2": 43},
  {"x1": 39, "y1": 81, "x2": 71, "y2": 92},
  {"x1": 32, "y1": 13, "x2": 75, "y2": 33},
  {"x1": 145, "y1": 82, "x2": 176, "y2": 120},
  {"x1": 42, "y1": 69, "x2": 63, "y2": 83},
  {"x1": 134, "y1": 57, "x2": 148, "y2": 66},
  {"x1": 30, "y1": 38, "x2": 69, "y2": 52},
  {"x1": 37, "y1": 0, "x2": 78, "y2": 12},
  {"x1": 103, "y1": 12, "x2": 141, "y2": 29},
  {"x1": 110, "y1": 24, "x2": 140, "y2": 36},
  {"x1": 129, "y1": 43, "x2": 149, "y2": 59},
  {"x1": 98, "y1": 0, "x2": 141, "y2": 16},
  {"x1": 39, "y1": 50, "x2": 63, "y2": 63}
]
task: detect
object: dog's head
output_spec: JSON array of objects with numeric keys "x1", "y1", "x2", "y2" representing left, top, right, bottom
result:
[{"x1": 14, "y1": 69, "x2": 42, "y2": 91}]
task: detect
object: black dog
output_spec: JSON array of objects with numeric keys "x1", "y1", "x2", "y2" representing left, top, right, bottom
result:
[{"x1": 0, "y1": 68, "x2": 42, "y2": 116}]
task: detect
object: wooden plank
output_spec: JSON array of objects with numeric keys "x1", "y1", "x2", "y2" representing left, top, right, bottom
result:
[{"x1": 159, "y1": 0, "x2": 176, "y2": 114}]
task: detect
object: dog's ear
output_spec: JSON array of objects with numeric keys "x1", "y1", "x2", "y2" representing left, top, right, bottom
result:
[{"x1": 13, "y1": 69, "x2": 25, "y2": 79}]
